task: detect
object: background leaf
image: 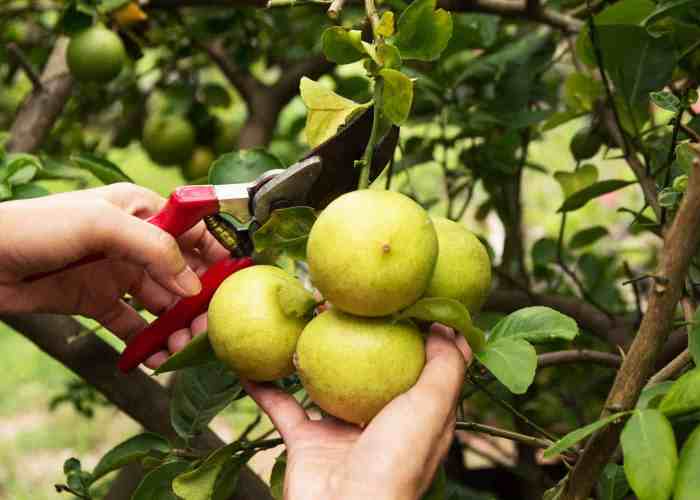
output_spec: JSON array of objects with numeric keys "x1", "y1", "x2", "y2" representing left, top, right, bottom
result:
[
  {"x1": 394, "y1": 0, "x2": 453, "y2": 61},
  {"x1": 569, "y1": 226, "x2": 609, "y2": 249},
  {"x1": 621, "y1": 409, "x2": 677, "y2": 500},
  {"x1": 209, "y1": 150, "x2": 284, "y2": 185},
  {"x1": 597, "y1": 463, "x2": 630, "y2": 500},
  {"x1": 673, "y1": 425, "x2": 700, "y2": 500},
  {"x1": 132, "y1": 461, "x2": 189, "y2": 500},
  {"x1": 558, "y1": 180, "x2": 635, "y2": 213},
  {"x1": 71, "y1": 153, "x2": 133, "y2": 184},
  {"x1": 544, "y1": 412, "x2": 629, "y2": 458},
  {"x1": 92, "y1": 433, "x2": 170, "y2": 482},
  {"x1": 474, "y1": 338, "x2": 536, "y2": 394},
  {"x1": 659, "y1": 368, "x2": 700, "y2": 417},
  {"x1": 170, "y1": 361, "x2": 242, "y2": 441},
  {"x1": 488, "y1": 306, "x2": 579, "y2": 344}
]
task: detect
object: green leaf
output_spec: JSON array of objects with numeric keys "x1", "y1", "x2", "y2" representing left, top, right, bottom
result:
[
  {"x1": 621, "y1": 409, "x2": 677, "y2": 500},
  {"x1": 92, "y1": 433, "x2": 170, "y2": 482},
  {"x1": 650, "y1": 91, "x2": 681, "y2": 113},
  {"x1": 252, "y1": 206, "x2": 317, "y2": 261},
  {"x1": 689, "y1": 307, "x2": 700, "y2": 365},
  {"x1": 396, "y1": 297, "x2": 485, "y2": 353},
  {"x1": 380, "y1": 69, "x2": 413, "y2": 125},
  {"x1": 211, "y1": 452, "x2": 252, "y2": 500},
  {"x1": 376, "y1": 43, "x2": 402, "y2": 69},
  {"x1": 554, "y1": 164, "x2": 599, "y2": 199},
  {"x1": 474, "y1": 338, "x2": 536, "y2": 394},
  {"x1": 421, "y1": 465, "x2": 446, "y2": 500},
  {"x1": 675, "y1": 143, "x2": 697, "y2": 174},
  {"x1": 597, "y1": 463, "x2": 630, "y2": 500},
  {"x1": 659, "y1": 368, "x2": 700, "y2": 417},
  {"x1": 0, "y1": 182, "x2": 11, "y2": 201},
  {"x1": 71, "y1": 153, "x2": 133, "y2": 184},
  {"x1": 172, "y1": 443, "x2": 240, "y2": 500},
  {"x1": 674, "y1": 425, "x2": 700, "y2": 500},
  {"x1": 11, "y1": 183, "x2": 49, "y2": 199},
  {"x1": 276, "y1": 282, "x2": 316, "y2": 319},
  {"x1": 558, "y1": 180, "x2": 636, "y2": 213},
  {"x1": 569, "y1": 226, "x2": 609, "y2": 250},
  {"x1": 322, "y1": 28, "x2": 368, "y2": 64},
  {"x1": 300, "y1": 77, "x2": 369, "y2": 148},
  {"x1": 542, "y1": 110, "x2": 587, "y2": 132},
  {"x1": 209, "y1": 150, "x2": 283, "y2": 185},
  {"x1": 170, "y1": 361, "x2": 242, "y2": 441},
  {"x1": 488, "y1": 306, "x2": 579, "y2": 344},
  {"x1": 564, "y1": 73, "x2": 604, "y2": 112},
  {"x1": 597, "y1": 26, "x2": 675, "y2": 132},
  {"x1": 643, "y1": 0, "x2": 698, "y2": 28},
  {"x1": 637, "y1": 381, "x2": 674, "y2": 410},
  {"x1": 98, "y1": 0, "x2": 132, "y2": 13},
  {"x1": 1, "y1": 153, "x2": 41, "y2": 186},
  {"x1": 394, "y1": 0, "x2": 453, "y2": 61},
  {"x1": 270, "y1": 451, "x2": 287, "y2": 500},
  {"x1": 132, "y1": 461, "x2": 189, "y2": 500},
  {"x1": 543, "y1": 412, "x2": 629, "y2": 458},
  {"x1": 154, "y1": 333, "x2": 217, "y2": 375}
]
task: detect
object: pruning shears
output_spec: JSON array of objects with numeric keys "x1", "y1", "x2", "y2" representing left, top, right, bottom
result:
[{"x1": 108, "y1": 108, "x2": 398, "y2": 372}]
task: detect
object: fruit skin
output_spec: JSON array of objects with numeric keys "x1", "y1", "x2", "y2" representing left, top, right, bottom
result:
[
  {"x1": 208, "y1": 265, "x2": 311, "y2": 381},
  {"x1": 183, "y1": 146, "x2": 215, "y2": 180},
  {"x1": 295, "y1": 309, "x2": 425, "y2": 425},
  {"x1": 142, "y1": 115, "x2": 196, "y2": 166},
  {"x1": 67, "y1": 25, "x2": 126, "y2": 83},
  {"x1": 307, "y1": 190, "x2": 438, "y2": 317},
  {"x1": 424, "y1": 217, "x2": 492, "y2": 314}
]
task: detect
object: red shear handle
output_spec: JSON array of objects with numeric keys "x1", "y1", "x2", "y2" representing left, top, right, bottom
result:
[
  {"x1": 117, "y1": 256, "x2": 254, "y2": 373},
  {"x1": 24, "y1": 186, "x2": 219, "y2": 283}
]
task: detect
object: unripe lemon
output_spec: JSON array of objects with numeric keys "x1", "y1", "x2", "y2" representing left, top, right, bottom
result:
[
  {"x1": 307, "y1": 190, "x2": 438, "y2": 317},
  {"x1": 424, "y1": 217, "x2": 492, "y2": 314},
  {"x1": 208, "y1": 266, "x2": 313, "y2": 381},
  {"x1": 295, "y1": 309, "x2": 425, "y2": 425},
  {"x1": 142, "y1": 115, "x2": 196, "y2": 166},
  {"x1": 67, "y1": 25, "x2": 126, "y2": 83},
  {"x1": 183, "y1": 146, "x2": 215, "y2": 180}
]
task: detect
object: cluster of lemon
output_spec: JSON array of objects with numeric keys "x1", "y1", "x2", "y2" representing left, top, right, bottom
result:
[{"x1": 208, "y1": 189, "x2": 492, "y2": 425}]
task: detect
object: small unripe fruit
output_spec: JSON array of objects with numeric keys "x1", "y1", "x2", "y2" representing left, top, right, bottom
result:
[
  {"x1": 67, "y1": 25, "x2": 126, "y2": 83},
  {"x1": 673, "y1": 174, "x2": 689, "y2": 193},
  {"x1": 570, "y1": 127, "x2": 603, "y2": 161},
  {"x1": 142, "y1": 115, "x2": 196, "y2": 166},
  {"x1": 183, "y1": 146, "x2": 215, "y2": 180}
]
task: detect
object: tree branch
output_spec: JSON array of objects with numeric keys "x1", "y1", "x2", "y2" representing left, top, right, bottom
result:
[
  {"x1": 200, "y1": 39, "x2": 263, "y2": 105},
  {"x1": 270, "y1": 54, "x2": 334, "y2": 107},
  {"x1": 6, "y1": 42, "x2": 43, "y2": 90},
  {"x1": 1, "y1": 314, "x2": 273, "y2": 500},
  {"x1": 563, "y1": 160, "x2": 700, "y2": 500},
  {"x1": 538, "y1": 350, "x2": 622, "y2": 368},
  {"x1": 437, "y1": 0, "x2": 582, "y2": 33},
  {"x1": 6, "y1": 37, "x2": 73, "y2": 153}
]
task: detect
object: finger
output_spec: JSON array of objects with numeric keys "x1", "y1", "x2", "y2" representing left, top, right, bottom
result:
[
  {"x1": 145, "y1": 350, "x2": 170, "y2": 369},
  {"x1": 241, "y1": 380, "x2": 308, "y2": 442},
  {"x1": 91, "y1": 202, "x2": 202, "y2": 298},
  {"x1": 432, "y1": 323, "x2": 472, "y2": 364},
  {"x1": 168, "y1": 329, "x2": 192, "y2": 353},
  {"x1": 191, "y1": 312, "x2": 207, "y2": 336},
  {"x1": 93, "y1": 299, "x2": 148, "y2": 341},
  {"x1": 129, "y1": 273, "x2": 178, "y2": 315},
  {"x1": 178, "y1": 221, "x2": 230, "y2": 266},
  {"x1": 97, "y1": 183, "x2": 165, "y2": 219}
]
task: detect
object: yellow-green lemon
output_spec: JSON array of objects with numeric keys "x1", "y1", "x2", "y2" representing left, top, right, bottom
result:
[
  {"x1": 295, "y1": 309, "x2": 425, "y2": 425},
  {"x1": 208, "y1": 265, "x2": 313, "y2": 381},
  {"x1": 142, "y1": 115, "x2": 196, "y2": 166},
  {"x1": 424, "y1": 217, "x2": 492, "y2": 314},
  {"x1": 307, "y1": 190, "x2": 438, "y2": 317}
]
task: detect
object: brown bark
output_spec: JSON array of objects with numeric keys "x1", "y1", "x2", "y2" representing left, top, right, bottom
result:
[
  {"x1": 6, "y1": 37, "x2": 73, "y2": 153},
  {"x1": 563, "y1": 162, "x2": 700, "y2": 499},
  {"x1": 1, "y1": 314, "x2": 272, "y2": 500}
]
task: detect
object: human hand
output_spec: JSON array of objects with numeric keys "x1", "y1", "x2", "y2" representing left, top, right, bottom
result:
[
  {"x1": 0, "y1": 183, "x2": 229, "y2": 368},
  {"x1": 244, "y1": 324, "x2": 471, "y2": 500}
]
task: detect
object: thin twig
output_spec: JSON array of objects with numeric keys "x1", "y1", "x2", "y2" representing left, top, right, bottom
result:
[
  {"x1": 467, "y1": 372, "x2": 558, "y2": 442},
  {"x1": 682, "y1": 123, "x2": 700, "y2": 143},
  {"x1": 327, "y1": 0, "x2": 346, "y2": 18},
  {"x1": 647, "y1": 297, "x2": 697, "y2": 386},
  {"x1": 6, "y1": 42, "x2": 42, "y2": 90},
  {"x1": 240, "y1": 412, "x2": 262, "y2": 441},
  {"x1": 456, "y1": 421, "x2": 553, "y2": 449}
]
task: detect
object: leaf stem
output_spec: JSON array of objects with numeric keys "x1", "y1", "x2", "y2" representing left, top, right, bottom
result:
[{"x1": 358, "y1": 78, "x2": 384, "y2": 190}]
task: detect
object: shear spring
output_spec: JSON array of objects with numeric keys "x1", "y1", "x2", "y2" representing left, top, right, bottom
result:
[{"x1": 204, "y1": 215, "x2": 239, "y2": 253}]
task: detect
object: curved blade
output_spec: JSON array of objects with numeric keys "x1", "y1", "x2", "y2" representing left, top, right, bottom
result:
[{"x1": 253, "y1": 107, "x2": 399, "y2": 223}]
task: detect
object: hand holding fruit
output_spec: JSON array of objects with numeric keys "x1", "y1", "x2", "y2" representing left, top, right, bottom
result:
[{"x1": 0, "y1": 183, "x2": 229, "y2": 366}]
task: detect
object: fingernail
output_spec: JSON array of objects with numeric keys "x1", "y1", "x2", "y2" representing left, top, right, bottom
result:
[{"x1": 175, "y1": 267, "x2": 202, "y2": 296}]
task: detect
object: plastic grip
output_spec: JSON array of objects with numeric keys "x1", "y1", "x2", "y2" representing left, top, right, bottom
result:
[{"x1": 117, "y1": 256, "x2": 254, "y2": 373}]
